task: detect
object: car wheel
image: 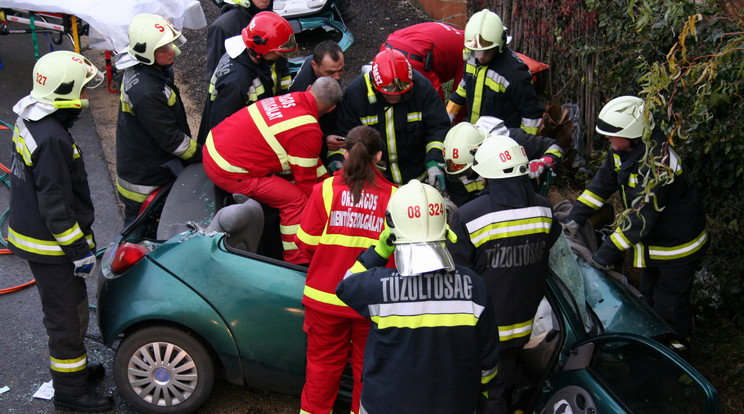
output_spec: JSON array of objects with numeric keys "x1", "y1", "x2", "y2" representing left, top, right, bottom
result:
[{"x1": 114, "y1": 326, "x2": 215, "y2": 413}]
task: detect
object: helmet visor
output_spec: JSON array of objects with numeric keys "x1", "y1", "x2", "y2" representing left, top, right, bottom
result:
[
  {"x1": 81, "y1": 56, "x2": 104, "y2": 89},
  {"x1": 465, "y1": 34, "x2": 494, "y2": 50},
  {"x1": 445, "y1": 159, "x2": 468, "y2": 174},
  {"x1": 377, "y1": 78, "x2": 412, "y2": 95},
  {"x1": 278, "y1": 34, "x2": 298, "y2": 52},
  {"x1": 394, "y1": 242, "x2": 455, "y2": 277}
]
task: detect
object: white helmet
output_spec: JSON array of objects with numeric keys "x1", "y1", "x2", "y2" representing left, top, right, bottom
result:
[
  {"x1": 443, "y1": 122, "x2": 489, "y2": 174},
  {"x1": 126, "y1": 13, "x2": 186, "y2": 65},
  {"x1": 30, "y1": 51, "x2": 103, "y2": 109},
  {"x1": 386, "y1": 180, "x2": 455, "y2": 276},
  {"x1": 472, "y1": 136, "x2": 529, "y2": 179},
  {"x1": 595, "y1": 96, "x2": 654, "y2": 139},
  {"x1": 464, "y1": 9, "x2": 506, "y2": 53}
]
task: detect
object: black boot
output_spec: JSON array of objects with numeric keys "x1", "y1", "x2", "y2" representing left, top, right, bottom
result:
[
  {"x1": 87, "y1": 362, "x2": 105, "y2": 382},
  {"x1": 53, "y1": 389, "x2": 113, "y2": 412}
]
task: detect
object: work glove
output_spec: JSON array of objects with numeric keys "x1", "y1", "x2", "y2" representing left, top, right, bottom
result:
[
  {"x1": 374, "y1": 227, "x2": 396, "y2": 259},
  {"x1": 328, "y1": 160, "x2": 343, "y2": 175},
  {"x1": 561, "y1": 218, "x2": 580, "y2": 238},
  {"x1": 588, "y1": 253, "x2": 613, "y2": 272},
  {"x1": 73, "y1": 252, "x2": 96, "y2": 278},
  {"x1": 426, "y1": 161, "x2": 446, "y2": 191},
  {"x1": 528, "y1": 156, "x2": 555, "y2": 179}
]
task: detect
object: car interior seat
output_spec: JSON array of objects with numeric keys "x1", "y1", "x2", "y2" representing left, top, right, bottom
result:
[{"x1": 206, "y1": 199, "x2": 264, "y2": 253}]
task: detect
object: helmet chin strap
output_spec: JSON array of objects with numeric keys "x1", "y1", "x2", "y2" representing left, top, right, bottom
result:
[{"x1": 53, "y1": 99, "x2": 89, "y2": 109}]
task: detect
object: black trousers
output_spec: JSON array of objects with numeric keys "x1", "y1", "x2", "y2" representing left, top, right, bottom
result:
[
  {"x1": 640, "y1": 263, "x2": 696, "y2": 340},
  {"x1": 29, "y1": 261, "x2": 90, "y2": 396}
]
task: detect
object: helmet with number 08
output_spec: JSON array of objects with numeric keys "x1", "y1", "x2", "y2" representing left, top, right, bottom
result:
[
  {"x1": 31, "y1": 51, "x2": 103, "y2": 109},
  {"x1": 385, "y1": 180, "x2": 455, "y2": 276},
  {"x1": 472, "y1": 135, "x2": 529, "y2": 179}
]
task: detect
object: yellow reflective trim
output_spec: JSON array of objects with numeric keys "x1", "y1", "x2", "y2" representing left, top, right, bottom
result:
[
  {"x1": 521, "y1": 125, "x2": 539, "y2": 135},
  {"x1": 484, "y1": 76, "x2": 507, "y2": 94},
  {"x1": 648, "y1": 228, "x2": 708, "y2": 260},
  {"x1": 372, "y1": 313, "x2": 478, "y2": 329},
  {"x1": 613, "y1": 153, "x2": 622, "y2": 173},
  {"x1": 545, "y1": 148, "x2": 562, "y2": 158},
  {"x1": 349, "y1": 261, "x2": 367, "y2": 274},
  {"x1": 304, "y1": 285, "x2": 349, "y2": 307},
  {"x1": 8, "y1": 227, "x2": 65, "y2": 255},
  {"x1": 53, "y1": 223, "x2": 84, "y2": 246},
  {"x1": 610, "y1": 230, "x2": 632, "y2": 251},
  {"x1": 498, "y1": 318, "x2": 533, "y2": 342},
  {"x1": 205, "y1": 132, "x2": 249, "y2": 174},
  {"x1": 426, "y1": 140, "x2": 444, "y2": 152},
  {"x1": 316, "y1": 163, "x2": 327, "y2": 178},
  {"x1": 632, "y1": 242, "x2": 645, "y2": 267},
  {"x1": 179, "y1": 139, "x2": 198, "y2": 160},
  {"x1": 384, "y1": 106, "x2": 404, "y2": 184},
  {"x1": 296, "y1": 227, "x2": 320, "y2": 246},
  {"x1": 482, "y1": 366, "x2": 498, "y2": 384},
  {"x1": 360, "y1": 115, "x2": 378, "y2": 126},
  {"x1": 470, "y1": 217, "x2": 552, "y2": 248},
  {"x1": 320, "y1": 233, "x2": 379, "y2": 249},
  {"x1": 12, "y1": 123, "x2": 34, "y2": 166},
  {"x1": 165, "y1": 86, "x2": 177, "y2": 106},
  {"x1": 406, "y1": 112, "x2": 423, "y2": 122},
  {"x1": 363, "y1": 73, "x2": 377, "y2": 104},
  {"x1": 117, "y1": 181, "x2": 149, "y2": 203},
  {"x1": 282, "y1": 240, "x2": 298, "y2": 250},
  {"x1": 288, "y1": 154, "x2": 319, "y2": 168},
  {"x1": 50, "y1": 354, "x2": 86, "y2": 373},
  {"x1": 464, "y1": 179, "x2": 484, "y2": 192},
  {"x1": 280, "y1": 223, "x2": 299, "y2": 235},
  {"x1": 321, "y1": 177, "x2": 334, "y2": 217},
  {"x1": 577, "y1": 190, "x2": 605, "y2": 210},
  {"x1": 469, "y1": 66, "x2": 487, "y2": 123}
]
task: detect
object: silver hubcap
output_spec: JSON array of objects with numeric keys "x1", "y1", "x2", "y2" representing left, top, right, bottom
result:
[{"x1": 127, "y1": 341, "x2": 199, "y2": 407}]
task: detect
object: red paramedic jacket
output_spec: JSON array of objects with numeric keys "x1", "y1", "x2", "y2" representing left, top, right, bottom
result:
[{"x1": 204, "y1": 91, "x2": 327, "y2": 196}]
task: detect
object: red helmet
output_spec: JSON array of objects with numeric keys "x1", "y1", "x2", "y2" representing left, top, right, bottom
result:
[
  {"x1": 242, "y1": 12, "x2": 297, "y2": 58},
  {"x1": 371, "y1": 49, "x2": 413, "y2": 95}
]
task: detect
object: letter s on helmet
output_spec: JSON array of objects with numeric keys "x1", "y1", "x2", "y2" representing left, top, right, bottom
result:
[
  {"x1": 371, "y1": 49, "x2": 413, "y2": 96},
  {"x1": 126, "y1": 13, "x2": 186, "y2": 65},
  {"x1": 242, "y1": 12, "x2": 297, "y2": 59},
  {"x1": 385, "y1": 180, "x2": 455, "y2": 276},
  {"x1": 472, "y1": 136, "x2": 529, "y2": 179},
  {"x1": 31, "y1": 51, "x2": 103, "y2": 109},
  {"x1": 595, "y1": 96, "x2": 654, "y2": 139},
  {"x1": 443, "y1": 122, "x2": 489, "y2": 175},
  {"x1": 464, "y1": 9, "x2": 505, "y2": 53}
]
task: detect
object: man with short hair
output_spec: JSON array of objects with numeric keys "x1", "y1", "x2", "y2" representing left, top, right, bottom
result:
[
  {"x1": 290, "y1": 40, "x2": 345, "y2": 170},
  {"x1": 203, "y1": 77, "x2": 343, "y2": 264}
]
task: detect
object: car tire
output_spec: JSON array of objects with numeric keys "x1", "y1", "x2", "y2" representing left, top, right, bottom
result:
[{"x1": 114, "y1": 326, "x2": 215, "y2": 414}]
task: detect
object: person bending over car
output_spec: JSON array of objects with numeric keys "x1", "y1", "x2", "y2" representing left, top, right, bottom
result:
[{"x1": 203, "y1": 76, "x2": 342, "y2": 264}]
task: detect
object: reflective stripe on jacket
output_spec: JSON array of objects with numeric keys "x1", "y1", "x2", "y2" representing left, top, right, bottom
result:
[{"x1": 296, "y1": 168, "x2": 396, "y2": 317}]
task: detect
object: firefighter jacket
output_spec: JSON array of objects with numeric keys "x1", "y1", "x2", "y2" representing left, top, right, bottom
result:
[
  {"x1": 337, "y1": 254, "x2": 500, "y2": 414},
  {"x1": 566, "y1": 128, "x2": 708, "y2": 268},
  {"x1": 204, "y1": 1, "x2": 273, "y2": 81},
  {"x1": 382, "y1": 22, "x2": 465, "y2": 100},
  {"x1": 447, "y1": 181, "x2": 561, "y2": 350},
  {"x1": 447, "y1": 46, "x2": 544, "y2": 134},
  {"x1": 8, "y1": 110, "x2": 95, "y2": 264},
  {"x1": 446, "y1": 127, "x2": 564, "y2": 206},
  {"x1": 334, "y1": 69, "x2": 450, "y2": 185},
  {"x1": 203, "y1": 91, "x2": 327, "y2": 196},
  {"x1": 198, "y1": 52, "x2": 291, "y2": 143},
  {"x1": 116, "y1": 64, "x2": 199, "y2": 204},
  {"x1": 296, "y1": 168, "x2": 396, "y2": 318}
]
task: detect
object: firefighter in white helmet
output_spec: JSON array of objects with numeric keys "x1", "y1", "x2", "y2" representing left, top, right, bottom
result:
[
  {"x1": 116, "y1": 13, "x2": 200, "y2": 227},
  {"x1": 564, "y1": 96, "x2": 708, "y2": 346},
  {"x1": 442, "y1": 116, "x2": 564, "y2": 206},
  {"x1": 446, "y1": 9, "x2": 544, "y2": 135},
  {"x1": 8, "y1": 51, "x2": 112, "y2": 412},
  {"x1": 447, "y1": 136, "x2": 561, "y2": 413},
  {"x1": 336, "y1": 180, "x2": 500, "y2": 414}
]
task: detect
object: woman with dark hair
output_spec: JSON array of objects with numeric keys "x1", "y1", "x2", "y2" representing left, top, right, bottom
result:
[{"x1": 295, "y1": 125, "x2": 396, "y2": 414}]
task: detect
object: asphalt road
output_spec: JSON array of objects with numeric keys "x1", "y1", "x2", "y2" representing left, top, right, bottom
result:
[{"x1": 0, "y1": 21, "x2": 303, "y2": 414}]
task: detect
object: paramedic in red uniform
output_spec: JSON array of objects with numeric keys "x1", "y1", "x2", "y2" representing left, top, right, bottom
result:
[
  {"x1": 296, "y1": 126, "x2": 397, "y2": 414},
  {"x1": 203, "y1": 76, "x2": 342, "y2": 263}
]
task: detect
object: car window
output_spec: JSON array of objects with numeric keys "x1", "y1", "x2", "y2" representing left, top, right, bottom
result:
[
  {"x1": 590, "y1": 339, "x2": 711, "y2": 413},
  {"x1": 549, "y1": 234, "x2": 592, "y2": 330}
]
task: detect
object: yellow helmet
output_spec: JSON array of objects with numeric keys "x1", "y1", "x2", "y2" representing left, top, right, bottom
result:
[
  {"x1": 30, "y1": 51, "x2": 103, "y2": 109},
  {"x1": 385, "y1": 180, "x2": 454, "y2": 276},
  {"x1": 442, "y1": 122, "x2": 489, "y2": 175},
  {"x1": 126, "y1": 13, "x2": 186, "y2": 65},
  {"x1": 472, "y1": 136, "x2": 529, "y2": 179},
  {"x1": 464, "y1": 9, "x2": 505, "y2": 53},
  {"x1": 595, "y1": 96, "x2": 654, "y2": 139}
]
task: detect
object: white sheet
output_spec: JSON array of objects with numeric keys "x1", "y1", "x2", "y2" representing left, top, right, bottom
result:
[{"x1": 0, "y1": 0, "x2": 207, "y2": 52}]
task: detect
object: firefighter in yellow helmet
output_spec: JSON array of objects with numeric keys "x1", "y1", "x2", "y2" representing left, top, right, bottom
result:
[
  {"x1": 446, "y1": 9, "x2": 544, "y2": 134},
  {"x1": 8, "y1": 51, "x2": 113, "y2": 412},
  {"x1": 337, "y1": 180, "x2": 500, "y2": 414},
  {"x1": 447, "y1": 136, "x2": 561, "y2": 413}
]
